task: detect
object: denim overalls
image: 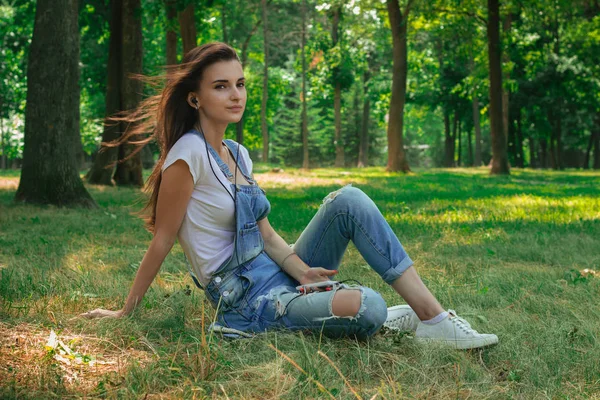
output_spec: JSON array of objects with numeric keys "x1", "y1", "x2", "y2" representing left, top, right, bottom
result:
[{"x1": 186, "y1": 129, "x2": 415, "y2": 339}]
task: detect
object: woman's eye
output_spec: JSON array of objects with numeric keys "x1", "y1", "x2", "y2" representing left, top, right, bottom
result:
[
  {"x1": 215, "y1": 85, "x2": 225, "y2": 89},
  {"x1": 237, "y1": 82, "x2": 245, "y2": 88}
]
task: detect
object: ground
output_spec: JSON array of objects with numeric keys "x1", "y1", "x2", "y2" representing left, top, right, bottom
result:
[{"x1": 0, "y1": 166, "x2": 599, "y2": 399}]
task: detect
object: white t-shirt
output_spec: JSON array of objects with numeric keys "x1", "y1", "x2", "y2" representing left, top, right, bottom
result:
[{"x1": 160, "y1": 132, "x2": 253, "y2": 286}]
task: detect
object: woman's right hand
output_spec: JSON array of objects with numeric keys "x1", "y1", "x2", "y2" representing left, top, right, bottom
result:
[{"x1": 79, "y1": 308, "x2": 124, "y2": 319}]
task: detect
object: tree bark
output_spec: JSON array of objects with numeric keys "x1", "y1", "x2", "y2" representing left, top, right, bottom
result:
[
  {"x1": 358, "y1": 69, "x2": 370, "y2": 168},
  {"x1": 594, "y1": 113, "x2": 600, "y2": 170},
  {"x1": 467, "y1": 125, "x2": 473, "y2": 166},
  {"x1": 15, "y1": 0, "x2": 96, "y2": 207},
  {"x1": 487, "y1": 0, "x2": 509, "y2": 174},
  {"x1": 165, "y1": 0, "x2": 177, "y2": 66},
  {"x1": 301, "y1": 0, "x2": 309, "y2": 169},
  {"x1": 0, "y1": 103, "x2": 5, "y2": 169},
  {"x1": 584, "y1": 131, "x2": 595, "y2": 169},
  {"x1": 261, "y1": 0, "x2": 269, "y2": 162},
  {"x1": 443, "y1": 109, "x2": 454, "y2": 167},
  {"x1": 472, "y1": 96, "x2": 482, "y2": 166},
  {"x1": 113, "y1": 0, "x2": 144, "y2": 186},
  {"x1": 236, "y1": 19, "x2": 262, "y2": 145},
  {"x1": 178, "y1": 3, "x2": 197, "y2": 56},
  {"x1": 529, "y1": 135, "x2": 537, "y2": 168},
  {"x1": 515, "y1": 108, "x2": 524, "y2": 167},
  {"x1": 555, "y1": 114, "x2": 563, "y2": 169},
  {"x1": 457, "y1": 115, "x2": 462, "y2": 167},
  {"x1": 86, "y1": 0, "x2": 122, "y2": 185},
  {"x1": 222, "y1": 0, "x2": 228, "y2": 43},
  {"x1": 502, "y1": 14, "x2": 511, "y2": 149},
  {"x1": 385, "y1": 0, "x2": 411, "y2": 172},
  {"x1": 331, "y1": 5, "x2": 344, "y2": 167},
  {"x1": 540, "y1": 137, "x2": 548, "y2": 168}
]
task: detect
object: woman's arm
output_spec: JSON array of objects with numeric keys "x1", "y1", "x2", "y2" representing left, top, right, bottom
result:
[
  {"x1": 81, "y1": 160, "x2": 194, "y2": 318},
  {"x1": 258, "y1": 217, "x2": 336, "y2": 285}
]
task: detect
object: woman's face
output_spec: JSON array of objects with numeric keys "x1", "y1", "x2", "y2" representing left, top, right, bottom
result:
[{"x1": 193, "y1": 59, "x2": 246, "y2": 124}]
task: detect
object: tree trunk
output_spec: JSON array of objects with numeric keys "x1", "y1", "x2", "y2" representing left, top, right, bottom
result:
[
  {"x1": 301, "y1": 0, "x2": 309, "y2": 169},
  {"x1": 358, "y1": 69, "x2": 370, "y2": 168},
  {"x1": 594, "y1": 114, "x2": 600, "y2": 170},
  {"x1": 468, "y1": 125, "x2": 473, "y2": 166},
  {"x1": 515, "y1": 108, "x2": 524, "y2": 167},
  {"x1": 502, "y1": 14, "x2": 511, "y2": 149},
  {"x1": 472, "y1": 96, "x2": 482, "y2": 166},
  {"x1": 540, "y1": 137, "x2": 548, "y2": 168},
  {"x1": 0, "y1": 105, "x2": 5, "y2": 169},
  {"x1": 86, "y1": 0, "x2": 122, "y2": 185},
  {"x1": 331, "y1": 5, "x2": 344, "y2": 167},
  {"x1": 555, "y1": 114, "x2": 563, "y2": 169},
  {"x1": 113, "y1": 0, "x2": 144, "y2": 186},
  {"x1": 222, "y1": 0, "x2": 228, "y2": 43},
  {"x1": 178, "y1": 3, "x2": 197, "y2": 55},
  {"x1": 385, "y1": 0, "x2": 411, "y2": 172},
  {"x1": 165, "y1": 0, "x2": 177, "y2": 66},
  {"x1": 584, "y1": 131, "x2": 595, "y2": 169},
  {"x1": 236, "y1": 20, "x2": 262, "y2": 146},
  {"x1": 15, "y1": 0, "x2": 96, "y2": 207},
  {"x1": 529, "y1": 135, "x2": 537, "y2": 168},
  {"x1": 457, "y1": 116, "x2": 462, "y2": 167},
  {"x1": 443, "y1": 109, "x2": 453, "y2": 167},
  {"x1": 260, "y1": 0, "x2": 269, "y2": 162},
  {"x1": 487, "y1": 0, "x2": 509, "y2": 174}
]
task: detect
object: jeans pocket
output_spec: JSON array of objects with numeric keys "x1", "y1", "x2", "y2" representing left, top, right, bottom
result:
[{"x1": 207, "y1": 274, "x2": 250, "y2": 312}]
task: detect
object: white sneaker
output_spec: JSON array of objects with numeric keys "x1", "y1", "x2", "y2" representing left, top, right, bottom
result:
[
  {"x1": 415, "y1": 310, "x2": 498, "y2": 350},
  {"x1": 383, "y1": 304, "x2": 420, "y2": 332}
]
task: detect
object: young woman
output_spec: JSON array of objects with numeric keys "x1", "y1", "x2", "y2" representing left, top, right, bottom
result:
[{"x1": 82, "y1": 43, "x2": 498, "y2": 349}]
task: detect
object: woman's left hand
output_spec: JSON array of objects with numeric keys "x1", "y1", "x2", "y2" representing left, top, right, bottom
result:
[{"x1": 298, "y1": 267, "x2": 338, "y2": 286}]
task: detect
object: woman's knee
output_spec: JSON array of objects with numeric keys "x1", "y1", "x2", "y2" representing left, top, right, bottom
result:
[
  {"x1": 359, "y1": 287, "x2": 388, "y2": 331},
  {"x1": 331, "y1": 287, "x2": 387, "y2": 332},
  {"x1": 321, "y1": 185, "x2": 374, "y2": 213}
]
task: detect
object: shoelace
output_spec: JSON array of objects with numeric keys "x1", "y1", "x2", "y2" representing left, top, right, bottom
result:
[{"x1": 447, "y1": 309, "x2": 478, "y2": 334}]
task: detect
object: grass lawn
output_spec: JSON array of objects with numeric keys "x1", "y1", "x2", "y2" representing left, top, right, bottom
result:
[{"x1": 1, "y1": 166, "x2": 599, "y2": 399}]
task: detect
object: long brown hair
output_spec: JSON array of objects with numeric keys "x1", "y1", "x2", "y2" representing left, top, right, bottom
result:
[{"x1": 105, "y1": 42, "x2": 240, "y2": 234}]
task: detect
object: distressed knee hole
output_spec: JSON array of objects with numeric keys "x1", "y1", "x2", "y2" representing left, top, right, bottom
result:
[
  {"x1": 331, "y1": 289, "x2": 362, "y2": 318},
  {"x1": 322, "y1": 184, "x2": 354, "y2": 206}
]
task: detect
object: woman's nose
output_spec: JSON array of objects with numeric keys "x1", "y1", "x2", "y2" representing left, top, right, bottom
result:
[{"x1": 231, "y1": 86, "x2": 242, "y2": 100}]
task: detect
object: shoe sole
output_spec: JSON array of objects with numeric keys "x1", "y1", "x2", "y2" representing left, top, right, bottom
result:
[{"x1": 415, "y1": 336, "x2": 498, "y2": 350}]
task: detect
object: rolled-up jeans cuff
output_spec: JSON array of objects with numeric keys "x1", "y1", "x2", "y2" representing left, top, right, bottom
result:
[{"x1": 381, "y1": 256, "x2": 413, "y2": 285}]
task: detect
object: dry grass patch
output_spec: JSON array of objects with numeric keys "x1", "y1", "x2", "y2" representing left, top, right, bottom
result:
[{"x1": 0, "y1": 322, "x2": 155, "y2": 397}]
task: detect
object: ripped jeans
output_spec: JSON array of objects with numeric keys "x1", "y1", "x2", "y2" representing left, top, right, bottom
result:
[{"x1": 206, "y1": 185, "x2": 414, "y2": 340}]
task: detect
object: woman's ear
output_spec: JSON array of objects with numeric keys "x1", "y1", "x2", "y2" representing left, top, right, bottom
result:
[{"x1": 187, "y1": 93, "x2": 200, "y2": 109}]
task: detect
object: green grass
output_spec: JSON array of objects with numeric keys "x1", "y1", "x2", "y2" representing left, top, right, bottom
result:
[{"x1": 1, "y1": 166, "x2": 599, "y2": 399}]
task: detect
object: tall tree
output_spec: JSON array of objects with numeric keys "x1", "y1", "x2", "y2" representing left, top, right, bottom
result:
[
  {"x1": 301, "y1": 0, "x2": 309, "y2": 169},
  {"x1": 358, "y1": 68, "x2": 370, "y2": 168},
  {"x1": 386, "y1": 0, "x2": 413, "y2": 172},
  {"x1": 86, "y1": 0, "x2": 122, "y2": 185},
  {"x1": 86, "y1": 0, "x2": 144, "y2": 186},
  {"x1": 487, "y1": 0, "x2": 509, "y2": 174},
  {"x1": 113, "y1": 0, "x2": 144, "y2": 186},
  {"x1": 165, "y1": 0, "x2": 178, "y2": 66},
  {"x1": 261, "y1": 0, "x2": 269, "y2": 162},
  {"x1": 15, "y1": 0, "x2": 96, "y2": 207},
  {"x1": 331, "y1": 4, "x2": 344, "y2": 167},
  {"x1": 178, "y1": 2, "x2": 197, "y2": 55}
]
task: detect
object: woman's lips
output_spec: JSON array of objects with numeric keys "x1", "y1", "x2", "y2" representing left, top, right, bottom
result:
[{"x1": 228, "y1": 106, "x2": 243, "y2": 112}]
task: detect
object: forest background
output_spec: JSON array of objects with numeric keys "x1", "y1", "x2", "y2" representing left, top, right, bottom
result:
[{"x1": 2, "y1": 0, "x2": 599, "y2": 186}]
